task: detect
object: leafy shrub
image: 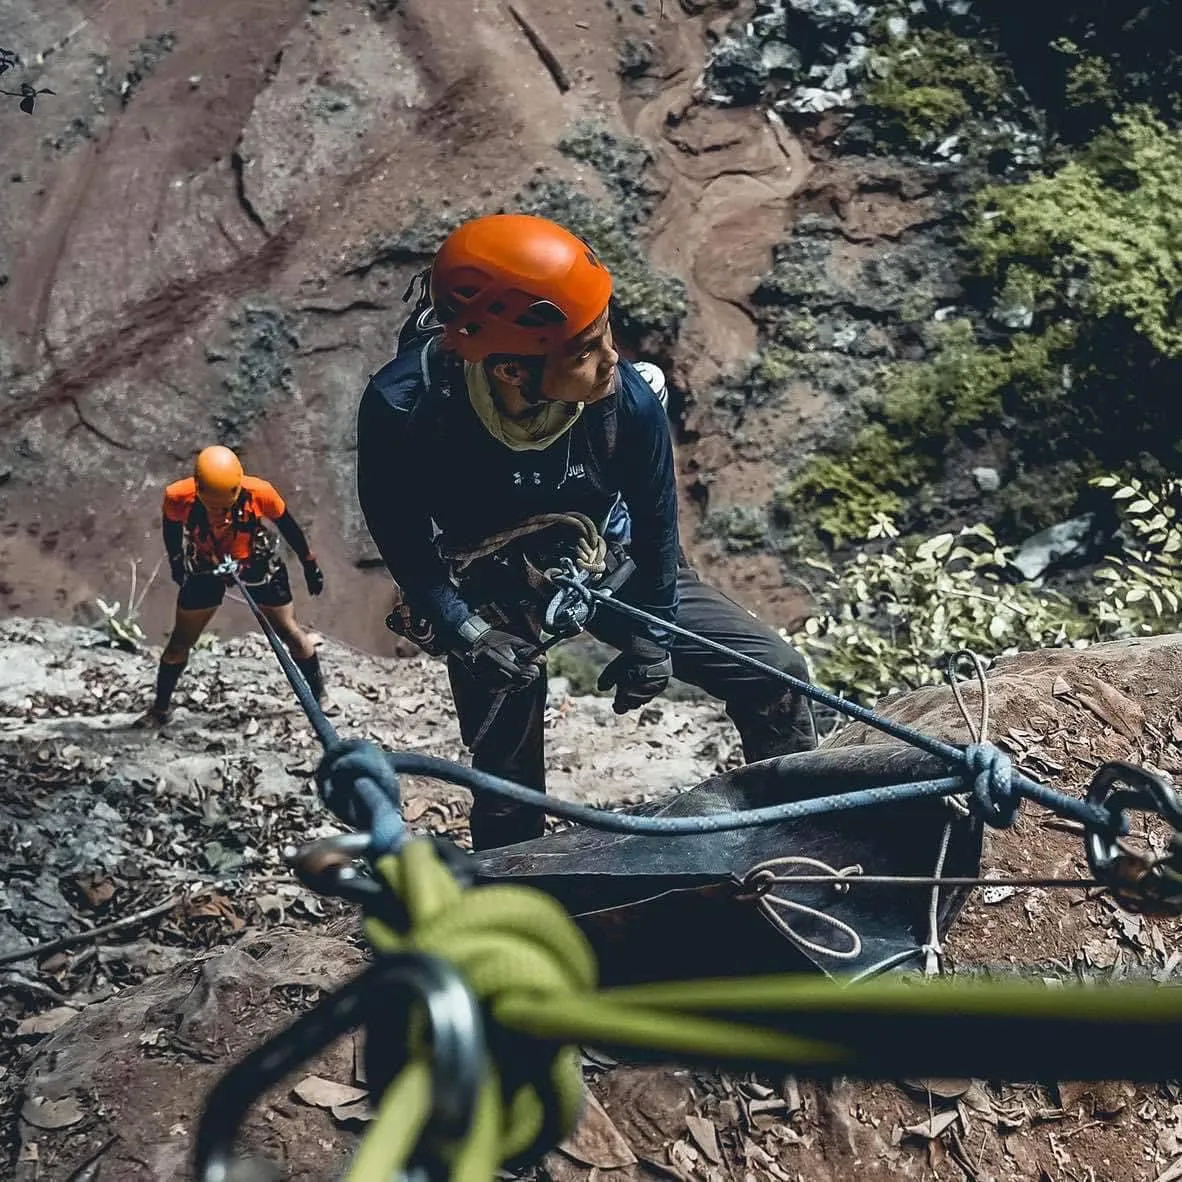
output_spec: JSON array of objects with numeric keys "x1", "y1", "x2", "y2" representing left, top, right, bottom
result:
[
  {"x1": 966, "y1": 110, "x2": 1182, "y2": 358},
  {"x1": 787, "y1": 516, "x2": 1087, "y2": 702},
  {"x1": 788, "y1": 472, "x2": 1182, "y2": 704},
  {"x1": 1091, "y1": 474, "x2": 1182, "y2": 632}
]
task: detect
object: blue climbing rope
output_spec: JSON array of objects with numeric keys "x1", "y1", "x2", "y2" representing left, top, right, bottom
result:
[{"x1": 229, "y1": 558, "x2": 1135, "y2": 869}]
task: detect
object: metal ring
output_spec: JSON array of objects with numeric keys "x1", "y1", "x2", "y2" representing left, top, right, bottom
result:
[
  {"x1": 195, "y1": 952, "x2": 486, "y2": 1182},
  {"x1": 1084, "y1": 762, "x2": 1182, "y2": 915},
  {"x1": 287, "y1": 832, "x2": 384, "y2": 903}
]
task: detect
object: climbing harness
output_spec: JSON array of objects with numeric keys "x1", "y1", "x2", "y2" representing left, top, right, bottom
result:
[{"x1": 195, "y1": 560, "x2": 1182, "y2": 1182}]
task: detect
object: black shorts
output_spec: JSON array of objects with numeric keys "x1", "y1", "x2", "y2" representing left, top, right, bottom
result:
[{"x1": 177, "y1": 561, "x2": 293, "y2": 611}]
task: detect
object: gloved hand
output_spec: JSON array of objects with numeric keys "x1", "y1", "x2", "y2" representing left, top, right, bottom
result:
[
  {"x1": 463, "y1": 627, "x2": 543, "y2": 691},
  {"x1": 597, "y1": 636, "x2": 672, "y2": 714},
  {"x1": 168, "y1": 553, "x2": 187, "y2": 587},
  {"x1": 302, "y1": 555, "x2": 325, "y2": 596}
]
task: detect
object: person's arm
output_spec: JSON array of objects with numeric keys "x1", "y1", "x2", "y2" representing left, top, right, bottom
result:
[
  {"x1": 274, "y1": 510, "x2": 313, "y2": 562},
  {"x1": 254, "y1": 482, "x2": 324, "y2": 595},
  {"x1": 610, "y1": 379, "x2": 681, "y2": 648},
  {"x1": 162, "y1": 516, "x2": 187, "y2": 586},
  {"x1": 356, "y1": 376, "x2": 475, "y2": 643}
]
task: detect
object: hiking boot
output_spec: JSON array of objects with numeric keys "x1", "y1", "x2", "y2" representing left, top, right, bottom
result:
[{"x1": 133, "y1": 704, "x2": 175, "y2": 729}]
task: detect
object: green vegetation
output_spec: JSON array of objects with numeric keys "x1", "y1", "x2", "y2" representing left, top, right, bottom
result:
[
  {"x1": 776, "y1": 105, "x2": 1182, "y2": 549},
  {"x1": 773, "y1": 426, "x2": 916, "y2": 549},
  {"x1": 557, "y1": 120, "x2": 659, "y2": 221},
  {"x1": 704, "y1": 505, "x2": 769, "y2": 553},
  {"x1": 790, "y1": 475, "x2": 1182, "y2": 704},
  {"x1": 93, "y1": 559, "x2": 161, "y2": 652},
  {"x1": 966, "y1": 110, "x2": 1182, "y2": 358},
  {"x1": 776, "y1": 321, "x2": 1072, "y2": 546},
  {"x1": 864, "y1": 26, "x2": 1015, "y2": 147}
]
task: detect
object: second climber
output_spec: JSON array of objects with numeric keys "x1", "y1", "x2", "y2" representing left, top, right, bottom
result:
[{"x1": 140, "y1": 445, "x2": 331, "y2": 724}]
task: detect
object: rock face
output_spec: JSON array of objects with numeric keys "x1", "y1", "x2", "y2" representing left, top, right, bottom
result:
[
  {"x1": 7, "y1": 619, "x2": 1182, "y2": 1180},
  {"x1": 0, "y1": 0, "x2": 845, "y2": 655}
]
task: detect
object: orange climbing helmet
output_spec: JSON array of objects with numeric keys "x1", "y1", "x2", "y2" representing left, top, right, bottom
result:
[
  {"x1": 193, "y1": 445, "x2": 244, "y2": 510},
  {"x1": 429, "y1": 213, "x2": 614, "y2": 362}
]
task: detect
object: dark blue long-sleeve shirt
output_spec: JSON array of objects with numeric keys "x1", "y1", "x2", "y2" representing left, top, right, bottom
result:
[{"x1": 355, "y1": 332, "x2": 680, "y2": 648}]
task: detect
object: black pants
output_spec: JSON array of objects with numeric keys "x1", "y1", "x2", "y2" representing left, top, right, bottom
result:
[{"x1": 448, "y1": 563, "x2": 817, "y2": 851}]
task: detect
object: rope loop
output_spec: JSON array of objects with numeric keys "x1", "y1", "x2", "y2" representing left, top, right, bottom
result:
[
  {"x1": 964, "y1": 742, "x2": 1019, "y2": 829},
  {"x1": 363, "y1": 838, "x2": 598, "y2": 1173},
  {"x1": 316, "y1": 738, "x2": 406, "y2": 855}
]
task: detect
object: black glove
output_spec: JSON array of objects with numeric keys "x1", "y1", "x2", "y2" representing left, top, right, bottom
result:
[
  {"x1": 597, "y1": 636, "x2": 672, "y2": 714},
  {"x1": 462, "y1": 626, "x2": 542, "y2": 691},
  {"x1": 168, "y1": 553, "x2": 187, "y2": 587},
  {"x1": 302, "y1": 555, "x2": 325, "y2": 596}
]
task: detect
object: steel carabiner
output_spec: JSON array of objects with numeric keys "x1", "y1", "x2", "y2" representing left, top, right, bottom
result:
[
  {"x1": 195, "y1": 951, "x2": 487, "y2": 1182},
  {"x1": 1085, "y1": 761, "x2": 1182, "y2": 916}
]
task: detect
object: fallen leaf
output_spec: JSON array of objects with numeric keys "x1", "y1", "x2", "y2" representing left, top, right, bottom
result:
[
  {"x1": 902, "y1": 1078, "x2": 973, "y2": 1101},
  {"x1": 76, "y1": 875, "x2": 117, "y2": 909},
  {"x1": 16, "y1": 1007, "x2": 79, "y2": 1036},
  {"x1": 669, "y1": 1138, "x2": 700, "y2": 1179},
  {"x1": 1073, "y1": 679, "x2": 1144, "y2": 740},
  {"x1": 928, "y1": 1135, "x2": 947, "y2": 1170},
  {"x1": 903, "y1": 1111, "x2": 960, "y2": 1140},
  {"x1": 685, "y1": 1114, "x2": 722, "y2": 1164},
  {"x1": 749, "y1": 1097, "x2": 788, "y2": 1114},
  {"x1": 1083, "y1": 938, "x2": 1118, "y2": 969},
  {"x1": 21, "y1": 1095, "x2": 85, "y2": 1130},
  {"x1": 332, "y1": 1099, "x2": 374, "y2": 1125},
  {"x1": 962, "y1": 1083, "x2": 997, "y2": 1121},
  {"x1": 557, "y1": 1090, "x2": 636, "y2": 1168},
  {"x1": 1052, "y1": 676, "x2": 1073, "y2": 698},
  {"x1": 404, "y1": 798, "x2": 431, "y2": 823},
  {"x1": 292, "y1": 1076, "x2": 368, "y2": 1110},
  {"x1": 580, "y1": 1047, "x2": 619, "y2": 1069}
]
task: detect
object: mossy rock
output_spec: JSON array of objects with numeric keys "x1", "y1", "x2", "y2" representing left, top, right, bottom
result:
[
  {"x1": 965, "y1": 109, "x2": 1182, "y2": 358},
  {"x1": 862, "y1": 26, "x2": 1016, "y2": 148},
  {"x1": 703, "y1": 504, "x2": 770, "y2": 553}
]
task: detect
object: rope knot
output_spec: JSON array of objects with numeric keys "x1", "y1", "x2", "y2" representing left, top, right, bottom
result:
[
  {"x1": 366, "y1": 839, "x2": 595, "y2": 1169},
  {"x1": 964, "y1": 741, "x2": 1019, "y2": 828},
  {"x1": 315, "y1": 739, "x2": 405, "y2": 855}
]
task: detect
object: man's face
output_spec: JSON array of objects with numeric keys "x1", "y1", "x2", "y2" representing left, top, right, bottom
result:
[{"x1": 538, "y1": 306, "x2": 619, "y2": 405}]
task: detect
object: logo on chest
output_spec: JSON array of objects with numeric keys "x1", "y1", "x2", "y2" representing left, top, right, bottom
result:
[{"x1": 510, "y1": 461, "x2": 587, "y2": 489}]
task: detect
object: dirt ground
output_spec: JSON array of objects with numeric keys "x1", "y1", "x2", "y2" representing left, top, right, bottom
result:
[{"x1": 4, "y1": 619, "x2": 1182, "y2": 1180}]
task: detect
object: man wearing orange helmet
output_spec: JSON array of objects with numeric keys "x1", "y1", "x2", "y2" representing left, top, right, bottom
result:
[
  {"x1": 141, "y1": 445, "x2": 329, "y2": 724},
  {"x1": 357, "y1": 213, "x2": 816, "y2": 850}
]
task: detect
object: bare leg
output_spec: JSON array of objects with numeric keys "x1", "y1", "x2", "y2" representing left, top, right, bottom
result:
[
  {"x1": 162, "y1": 606, "x2": 219, "y2": 665},
  {"x1": 259, "y1": 601, "x2": 315, "y2": 660},
  {"x1": 260, "y1": 602, "x2": 330, "y2": 704},
  {"x1": 141, "y1": 604, "x2": 218, "y2": 723}
]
